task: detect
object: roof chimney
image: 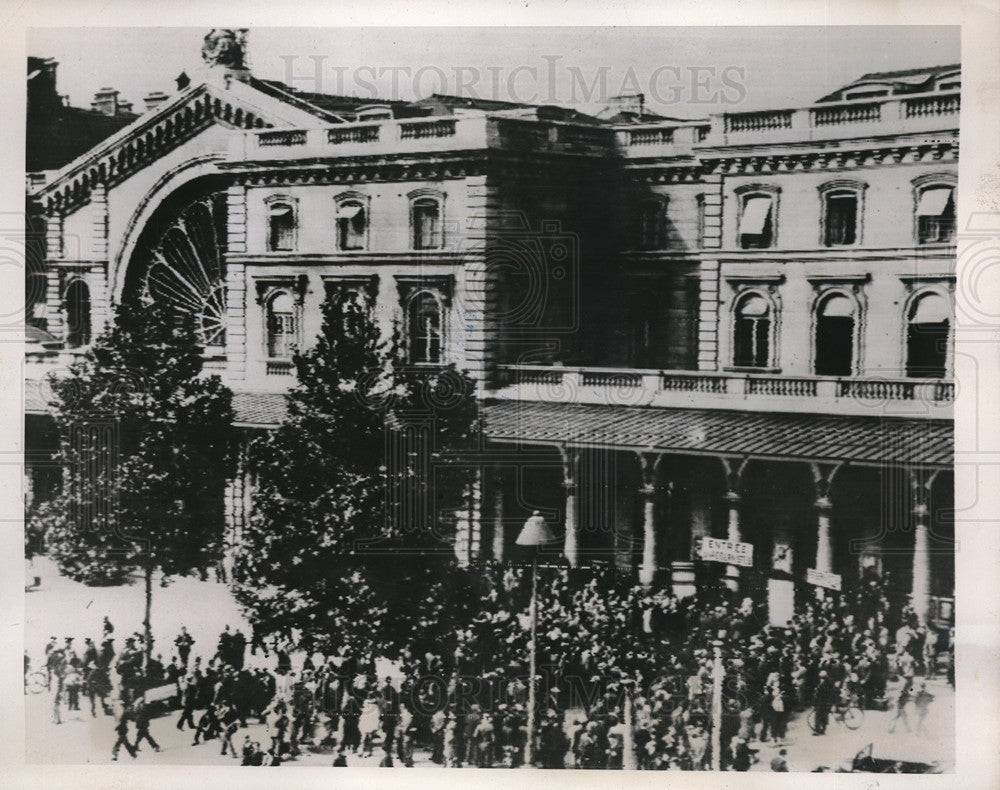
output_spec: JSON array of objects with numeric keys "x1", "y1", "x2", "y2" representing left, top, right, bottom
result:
[
  {"x1": 607, "y1": 93, "x2": 645, "y2": 116},
  {"x1": 91, "y1": 87, "x2": 119, "y2": 116},
  {"x1": 143, "y1": 91, "x2": 169, "y2": 112}
]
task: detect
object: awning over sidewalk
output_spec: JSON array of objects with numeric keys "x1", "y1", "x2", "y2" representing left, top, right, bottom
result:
[{"x1": 483, "y1": 400, "x2": 953, "y2": 468}]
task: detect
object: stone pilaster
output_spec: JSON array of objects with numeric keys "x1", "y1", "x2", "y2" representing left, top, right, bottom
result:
[
  {"x1": 697, "y1": 173, "x2": 723, "y2": 371},
  {"x1": 225, "y1": 185, "x2": 248, "y2": 380},
  {"x1": 462, "y1": 175, "x2": 501, "y2": 391},
  {"x1": 88, "y1": 263, "x2": 112, "y2": 336},
  {"x1": 90, "y1": 184, "x2": 109, "y2": 260}
]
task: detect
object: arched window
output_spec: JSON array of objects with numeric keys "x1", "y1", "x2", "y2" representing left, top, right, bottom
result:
[
  {"x1": 266, "y1": 291, "x2": 298, "y2": 358},
  {"x1": 915, "y1": 185, "x2": 955, "y2": 245},
  {"x1": 336, "y1": 199, "x2": 367, "y2": 250},
  {"x1": 738, "y1": 192, "x2": 776, "y2": 249},
  {"x1": 637, "y1": 198, "x2": 667, "y2": 250},
  {"x1": 906, "y1": 292, "x2": 950, "y2": 378},
  {"x1": 733, "y1": 292, "x2": 772, "y2": 368},
  {"x1": 64, "y1": 279, "x2": 91, "y2": 349},
  {"x1": 267, "y1": 200, "x2": 295, "y2": 251},
  {"x1": 411, "y1": 197, "x2": 442, "y2": 250},
  {"x1": 407, "y1": 291, "x2": 443, "y2": 363},
  {"x1": 814, "y1": 293, "x2": 857, "y2": 376}
]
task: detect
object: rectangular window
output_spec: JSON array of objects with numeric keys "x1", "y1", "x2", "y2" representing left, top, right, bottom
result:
[
  {"x1": 917, "y1": 187, "x2": 956, "y2": 244},
  {"x1": 337, "y1": 204, "x2": 366, "y2": 250},
  {"x1": 739, "y1": 196, "x2": 773, "y2": 249},
  {"x1": 413, "y1": 200, "x2": 442, "y2": 250},
  {"x1": 268, "y1": 205, "x2": 294, "y2": 251},
  {"x1": 824, "y1": 193, "x2": 857, "y2": 246}
]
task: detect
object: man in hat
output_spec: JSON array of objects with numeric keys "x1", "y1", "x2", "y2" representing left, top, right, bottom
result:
[
  {"x1": 812, "y1": 670, "x2": 836, "y2": 735},
  {"x1": 174, "y1": 626, "x2": 195, "y2": 670},
  {"x1": 82, "y1": 637, "x2": 99, "y2": 670}
]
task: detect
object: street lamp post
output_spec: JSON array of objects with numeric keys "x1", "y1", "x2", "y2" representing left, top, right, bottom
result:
[
  {"x1": 515, "y1": 510, "x2": 556, "y2": 768},
  {"x1": 711, "y1": 636, "x2": 724, "y2": 771}
]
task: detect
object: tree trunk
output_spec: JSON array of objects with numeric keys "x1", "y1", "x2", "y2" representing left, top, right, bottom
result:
[{"x1": 143, "y1": 562, "x2": 153, "y2": 666}]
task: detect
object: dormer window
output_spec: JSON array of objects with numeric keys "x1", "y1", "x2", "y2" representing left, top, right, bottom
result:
[
  {"x1": 355, "y1": 105, "x2": 393, "y2": 121},
  {"x1": 844, "y1": 89, "x2": 889, "y2": 100}
]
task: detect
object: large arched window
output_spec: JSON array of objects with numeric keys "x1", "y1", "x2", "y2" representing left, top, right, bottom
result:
[
  {"x1": 732, "y1": 292, "x2": 772, "y2": 368},
  {"x1": 407, "y1": 291, "x2": 443, "y2": 363},
  {"x1": 64, "y1": 279, "x2": 91, "y2": 349},
  {"x1": 336, "y1": 198, "x2": 367, "y2": 251},
  {"x1": 266, "y1": 199, "x2": 295, "y2": 251},
  {"x1": 266, "y1": 291, "x2": 298, "y2": 358},
  {"x1": 814, "y1": 292, "x2": 857, "y2": 376},
  {"x1": 411, "y1": 196, "x2": 442, "y2": 250},
  {"x1": 906, "y1": 292, "x2": 950, "y2": 378}
]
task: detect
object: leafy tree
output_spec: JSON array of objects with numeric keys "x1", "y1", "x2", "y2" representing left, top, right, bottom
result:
[
  {"x1": 234, "y1": 298, "x2": 482, "y2": 657},
  {"x1": 36, "y1": 300, "x2": 234, "y2": 660}
]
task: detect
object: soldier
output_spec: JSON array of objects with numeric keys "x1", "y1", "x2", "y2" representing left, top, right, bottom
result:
[
  {"x1": 64, "y1": 664, "x2": 82, "y2": 712},
  {"x1": 218, "y1": 702, "x2": 240, "y2": 758},
  {"x1": 132, "y1": 697, "x2": 162, "y2": 753},
  {"x1": 231, "y1": 629, "x2": 247, "y2": 671},
  {"x1": 812, "y1": 670, "x2": 836, "y2": 735},
  {"x1": 111, "y1": 711, "x2": 137, "y2": 760},
  {"x1": 176, "y1": 675, "x2": 199, "y2": 731},
  {"x1": 82, "y1": 637, "x2": 99, "y2": 669},
  {"x1": 174, "y1": 626, "x2": 195, "y2": 669},
  {"x1": 193, "y1": 702, "x2": 221, "y2": 745}
]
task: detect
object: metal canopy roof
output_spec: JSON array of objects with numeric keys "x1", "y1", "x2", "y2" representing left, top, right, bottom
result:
[
  {"x1": 25, "y1": 379, "x2": 952, "y2": 468},
  {"x1": 483, "y1": 400, "x2": 953, "y2": 468}
]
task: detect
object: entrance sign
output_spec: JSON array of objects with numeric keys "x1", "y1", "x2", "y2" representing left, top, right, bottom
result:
[
  {"x1": 699, "y1": 537, "x2": 753, "y2": 567},
  {"x1": 806, "y1": 567, "x2": 842, "y2": 591}
]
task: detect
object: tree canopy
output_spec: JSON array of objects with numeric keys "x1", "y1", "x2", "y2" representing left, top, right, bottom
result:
[
  {"x1": 36, "y1": 299, "x2": 234, "y2": 626},
  {"x1": 234, "y1": 298, "x2": 481, "y2": 657}
]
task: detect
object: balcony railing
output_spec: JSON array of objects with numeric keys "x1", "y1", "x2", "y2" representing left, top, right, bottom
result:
[
  {"x1": 258, "y1": 130, "x2": 307, "y2": 147},
  {"x1": 493, "y1": 365, "x2": 954, "y2": 417},
  {"x1": 327, "y1": 125, "x2": 381, "y2": 145},
  {"x1": 399, "y1": 119, "x2": 456, "y2": 139},
  {"x1": 724, "y1": 110, "x2": 794, "y2": 133},
  {"x1": 708, "y1": 90, "x2": 960, "y2": 146}
]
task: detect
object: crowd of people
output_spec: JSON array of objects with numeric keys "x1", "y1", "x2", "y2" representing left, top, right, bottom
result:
[{"x1": 29, "y1": 564, "x2": 951, "y2": 769}]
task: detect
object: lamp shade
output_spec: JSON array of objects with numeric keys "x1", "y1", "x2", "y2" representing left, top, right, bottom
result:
[{"x1": 516, "y1": 511, "x2": 557, "y2": 546}]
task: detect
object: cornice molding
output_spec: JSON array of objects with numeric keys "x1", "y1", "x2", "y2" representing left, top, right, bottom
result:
[
  {"x1": 38, "y1": 84, "x2": 277, "y2": 216},
  {"x1": 701, "y1": 142, "x2": 957, "y2": 175},
  {"x1": 230, "y1": 153, "x2": 489, "y2": 187}
]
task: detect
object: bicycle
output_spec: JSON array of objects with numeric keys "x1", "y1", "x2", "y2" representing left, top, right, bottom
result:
[
  {"x1": 26, "y1": 670, "x2": 48, "y2": 694},
  {"x1": 807, "y1": 697, "x2": 864, "y2": 733}
]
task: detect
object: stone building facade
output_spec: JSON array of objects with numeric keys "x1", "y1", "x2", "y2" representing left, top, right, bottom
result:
[{"x1": 25, "y1": 41, "x2": 957, "y2": 632}]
